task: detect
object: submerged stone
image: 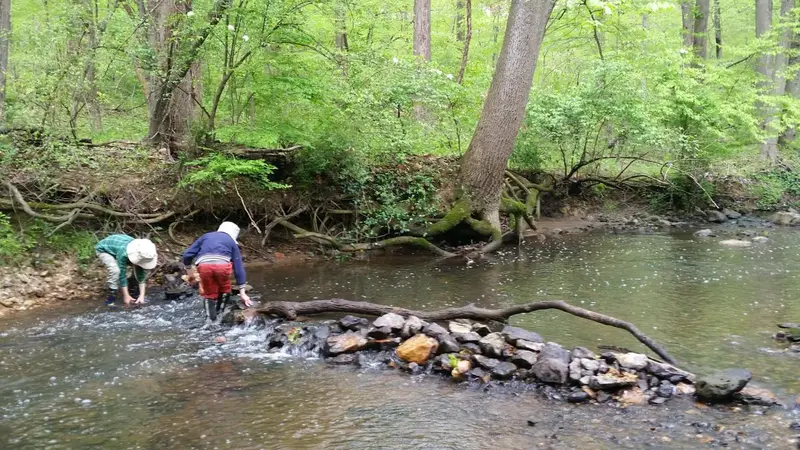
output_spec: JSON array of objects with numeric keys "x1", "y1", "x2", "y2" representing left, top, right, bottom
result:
[
  {"x1": 567, "y1": 391, "x2": 591, "y2": 403},
  {"x1": 396, "y1": 334, "x2": 439, "y2": 364}
]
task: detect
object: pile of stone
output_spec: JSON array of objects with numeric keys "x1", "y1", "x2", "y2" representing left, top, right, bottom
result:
[{"x1": 301, "y1": 313, "x2": 780, "y2": 407}]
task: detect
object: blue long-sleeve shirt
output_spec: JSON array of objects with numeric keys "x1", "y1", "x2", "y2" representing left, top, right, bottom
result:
[{"x1": 183, "y1": 232, "x2": 247, "y2": 286}]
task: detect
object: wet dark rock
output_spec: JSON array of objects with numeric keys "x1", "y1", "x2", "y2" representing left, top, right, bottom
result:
[
  {"x1": 514, "y1": 369, "x2": 530, "y2": 379},
  {"x1": 501, "y1": 325, "x2": 544, "y2": 344},
  {"x1": 373, "y1": 313, "x2": 405, "y2": 331},
  {"x1": 790, "y1": 422, "x2": 800, "y2": 431},
  {"x1": 531, "y1": 343, "x2": 570, "y2": 384},
  {"x1": 433, "y1": 354, "x2": 454, "y2": 371},
  {"x1": 572, "y1": 347, "x2": 598, "y2": 360},
  {"x1": 567, "y1": 391, "x2": 590, "y2": 403},
  {"x1": 402, "y1": 316, "x2": 424, "y2": 337},
  {"x1": 517, "y1": 339, "x2": 545, "y2": 352},
  {"x1": 647, "y1": 360, "x2": 694, "y2": 382},
  {"x1": 453, "y1": 331, "x2": 481, "y2": 343},
  {"x1": 339, "y1": 315, "x2": 368, "y2": 331},
  {"x1": 657, "y1": 381, "x2": 675, "y2": 398},
  {"x1": 423, "y1": 322, "x2": 449, "y2": 338},
  {"x1": 329, "y1": 354, "x2": 357, "y2": 364},
  {"x1": 637, "y1": 377, "x2": 649, "y2": 391},
  {"x1": 706, "y1": 210, "x2": 728, "y2": 223},
  {"x1": 649, "y1": 396, "x2": 668, "y2": 405},
  {"x1": 408, "y1": 362, "x2": 424, "y2": 374},
  {"x1": 462, "y1": 343, "x2": 482, "y2": 354},
  {"x1": 326, "y1": 331, "x2": 368, "y2": 355},
  {"x1": 723, "y1": 208, "x2": 741, "y2": 219},
  {"x1": 473, "y1": 354, "x2": 501, "y2": 370},
  {"x1": 472, "y1": 323, "x2": 491, "y2": 337},
  {"x1": 596, "y1": 391, "x2": 611, "y2": 403},
  {"x1": 448, "y1": 321, "x2": 472, "y2": 334},
  {"x1": 695, "y1": 369, "x2": 752, "y2": 402},
  {"x1": 648, "y1": 375, "x2": 660, "y2": 388},
  {"x1": 492, "y1": 361, "x2": 518, "y2": 379},
  {"x1": 510, "y1": 350, "x2": 538, "y2": 369},
  {"x1": 479, "y1": 332, "x2": 506, "y2": 358},
  {"x1": 469, "y1": 367, "x2": 487, "y2": 379},
  {"x1": 437, "y1": 335, "x2": 460, "y2": 354},
  {"x1": 597, "y1": 361, "x2": 609, "y2": 374},
  {"x1": 367, "y1": 326, "x2": 392, "y2": 340}
]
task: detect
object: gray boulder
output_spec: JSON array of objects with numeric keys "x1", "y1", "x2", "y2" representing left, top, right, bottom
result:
[
  {"x1": 373, "y1": 313, "x2": 405, "y2": 331},
  {"x1": 472, "y1": 323, "x2": 491, "y2": 337},
  {"x1": 647, "y1": 360, "x2": 694, "y2": 382},
  {"x1": 722, "y1": 208, "x2": 741, "y2": 219},
  {"x1": 492, "y1": 361, "x2": 518, "y2": 379},
  {"x1": 530, "y1": 343, "x2": 570, "y2": 384},
  {"x1": 339, "y1": 315, "x2": 368, "y2": 330},
  {"x1": 453, "y1": 332, "x2": 482, "y2": 343},
  {"x1": 448, "y1": 321, "x2": 472, "y2": 334},
  {"x1": 580, "y1": 358, "x2": 600, "y2": 372},
  {"x1": 695, "y1": 369, "x2": 752, "y2": 402},
  {"x1": 616, "y1": 353, "x2": 648, "y2": 370},
  {"x1": 437, "y1": 335, "x2": 460, "y2": 354},
  {"x1": 587, "y1": 373, "x2": 638, "y2": 391},
  {"x1": 693, "y1": 229, "x2": 715, "y2": 238},
  {"x1": 423, "y1": 322, "x2": 449, "y2": 338},
  {"x1": 402, "y1": 316, "x2": 424, "y2": 337},
  {"x1": 479, "y1": 332, "x2": 506, "y2": 358},
  {"x1": 569, "y1": 359, "x2": 582, "y2": 382},
  {"x1": 571, "y1": 347, "x2": 597, "y2": 359},
  {"x1": 501, "y1": 325, "x2": 544, "y2": 344},
  {"x1": 510, "y1": 350, "x2": 538, "y2": 369},
  {"x1": 472, "y1": 354, "x2": 501, "y2": 370}
]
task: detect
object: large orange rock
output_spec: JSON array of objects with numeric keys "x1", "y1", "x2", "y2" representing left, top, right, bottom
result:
[{"x1": 396, "y1": 334, "x2": 439, "y2": 364}]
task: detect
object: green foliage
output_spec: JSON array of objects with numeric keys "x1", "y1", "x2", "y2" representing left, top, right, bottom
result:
[
  {"x1": 0, "y1": 214, "x2": 97, "y2": 268},
  {"x1": 180, "y1": 153, "x2": 289, "y2": 194},
  {"x1": 751, "y1": 168, "x2": 800, "y2": 209},
  {"x1": 647, "y1": 174, "x2": 717, "y2": 213}
]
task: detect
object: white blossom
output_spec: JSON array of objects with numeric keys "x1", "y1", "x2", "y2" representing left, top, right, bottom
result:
[
  {"x1": 679, "y1": 48, "x2": 689, "y2": 55},
  {"x1": 242, "y1": 35, "x2": 249, "y2": 42},
  {"x1": 446, "y1": 73, "x2": 454, "y2": 80},
  {"x1": 392, "y1": 57, "x2": 399, "y2": 64},
  {"x1": 186, "y1": 11, "x2": 195, "y2": 17},
  {"x1": 227, "y1": 24, "x2": 235, "y2": 32}
]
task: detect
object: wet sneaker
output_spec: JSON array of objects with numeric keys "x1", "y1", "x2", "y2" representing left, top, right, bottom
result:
[{"x1": 105, "y1": 295, "x2": 117, "y2": 307}]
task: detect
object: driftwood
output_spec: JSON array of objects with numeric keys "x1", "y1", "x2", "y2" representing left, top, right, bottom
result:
[{"x1": 256, "y1": 298, "x2": 678, "y2": 365}]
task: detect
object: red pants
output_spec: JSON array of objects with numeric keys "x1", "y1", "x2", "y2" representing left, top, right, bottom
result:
[{"x1": 197, "y1": 263, "x2": 232, "y2": 300}]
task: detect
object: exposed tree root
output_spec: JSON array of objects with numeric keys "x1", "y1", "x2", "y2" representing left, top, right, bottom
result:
[
  {"x1": 256, "y1": 298, "x2": 678, "y2": 365},
  {"x1": 1, "y1": 180, "x2": 174, "y2": 224},
  {"x1": 275, "y1": 219, "x2": 456, "y2": 257}
]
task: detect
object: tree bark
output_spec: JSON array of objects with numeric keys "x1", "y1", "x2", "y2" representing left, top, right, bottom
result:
[
  {"x1": 255, "y1": 298, "x2": 679, "y2": 365},
  {"x1": 681, "y1": 1, "x2": 694, "y2": 49},
  {"x1": 334, "y1": 2, "x2": 348, "y2": 51},
  {"x1": 0, "y1": 0, "x2": 10, "y2": 126},
  {"x1": 692, "y1": 0, "x2": 710, "y2": 60},
  {"x1": 456, "y1": 0, "x2": 471, "y2": 84},
  {"x1": 455, "y1": 0, "x2": 465, "y2": 41},
  {"x1": 713, "y1": 0, "x2": 722, "y2": 58},
  {"x1": 413, "y1": 0, "x2": 431, "y2": 60},
  {"x1": 457, "y1": 0, "x2": 555, "y2": 230},
  {"x1": 756, "y1": 0, "x2": 788, "y2": 160}
]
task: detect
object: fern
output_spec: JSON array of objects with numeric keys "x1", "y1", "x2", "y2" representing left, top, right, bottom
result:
[{"x1": 180, "y1": 154, "x2": 289, "y2": 192}]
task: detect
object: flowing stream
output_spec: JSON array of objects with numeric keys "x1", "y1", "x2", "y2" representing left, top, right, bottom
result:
[{"x1": 1, "y1": 230, "x2": 800, "y2": 449}]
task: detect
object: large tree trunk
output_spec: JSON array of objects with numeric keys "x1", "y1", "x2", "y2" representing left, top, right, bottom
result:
[
  {"x1": 457, "y1": 0, "x2": 555, "y2": 230},
  {"x1": 713, "y1": 0, "x2": 722, "y2": 58},
  {"x1": 334, "y1": 2, "x2": 348, "y2": 51},
  {"x1": 0, "y1": 0, "x2": 10, "y2": 126},
  {"x1": 413, "y1": 0, "x2": 431, "y2": 60},
  {"x1": 456, "y1": 0, "x2": 471, "y2": 84},
  {"x1": 692, "y1": 0, "x2": 710, "y2": 60},
  {"x1": 146, "y1": 0, "x2": 202, "y2": 149},
  {"x1": 756, "y1": 0, "x2": 790, "y2": 161},
  {"x1": 455, "y1": 0, "x2": 465, "y2": 41},
  {"x1": 681, "y1": 1, "x2": 694, "y2": 49}
]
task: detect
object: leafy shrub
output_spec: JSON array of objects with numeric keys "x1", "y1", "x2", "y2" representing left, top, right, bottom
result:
[{"x1": 180, "y1": 153, "x2": 289, "y2": 194}]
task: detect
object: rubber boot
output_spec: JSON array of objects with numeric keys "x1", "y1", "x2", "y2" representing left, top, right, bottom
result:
[
  {"x1": 216, "y1": 293, "x2": 231, "y2": 315},
  {"x1": 204, "y1": 298, "x2": 218, "y2": 322}
]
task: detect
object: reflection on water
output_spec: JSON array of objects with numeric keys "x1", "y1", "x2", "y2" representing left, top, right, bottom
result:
[{"x1": 2, "y1": 230, "x2": 800, "y2": 448}]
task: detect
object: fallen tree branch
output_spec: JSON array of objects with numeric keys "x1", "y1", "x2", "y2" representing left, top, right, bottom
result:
[{"x1": 256, "y1": 298, "x2": 678, "y2": 365}]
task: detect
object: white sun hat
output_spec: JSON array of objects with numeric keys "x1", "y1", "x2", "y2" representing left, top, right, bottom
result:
[
  {"x1": 126, "y1": 239, "x2": 158, "y2": 270},
  {"x1": 218, "y1": 221, "x2": 240, "y2": 243}
]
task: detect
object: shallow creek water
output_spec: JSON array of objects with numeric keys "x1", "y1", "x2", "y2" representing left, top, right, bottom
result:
[{"x1": 1, "y1": 230, "x2": 800, "y2": 449}]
